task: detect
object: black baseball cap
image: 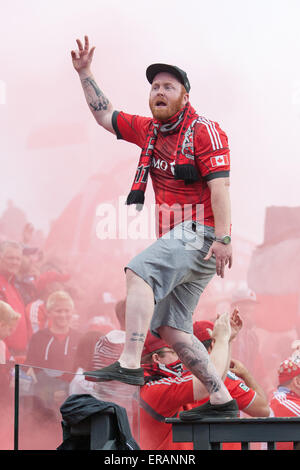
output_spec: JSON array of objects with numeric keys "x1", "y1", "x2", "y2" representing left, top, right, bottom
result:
[{"x1": 146, "y1": 63, "x2": 191, "y2": 93}]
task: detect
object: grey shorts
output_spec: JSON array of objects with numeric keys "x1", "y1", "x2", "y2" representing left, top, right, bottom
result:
[{"x1": 125, "y1": 221, "x2": 216, "y2": 337}]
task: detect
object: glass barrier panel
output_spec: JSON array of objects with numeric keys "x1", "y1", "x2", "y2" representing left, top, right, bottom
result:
[
  {"x1": 0, "y1": 363, "x2": 15, "y2": 449},
  {"x1": 14, "y1": 364, "x2": 140, "y2": 450}
]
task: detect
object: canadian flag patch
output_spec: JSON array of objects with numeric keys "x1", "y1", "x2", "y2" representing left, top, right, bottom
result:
[{"x1": 210, "y1": 155, "x2": 229, "y2": 167}]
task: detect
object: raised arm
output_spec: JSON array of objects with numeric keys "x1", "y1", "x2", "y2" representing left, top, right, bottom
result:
[
  {"x1": 192, "y1": 312, "x2": 231, "y2": 400},
  {"x1": 208, "y1": 312, "x2": 231, "y2": 381},
  {"x1": 71, "y1": 35, "x2": 115, "y2": 134}
]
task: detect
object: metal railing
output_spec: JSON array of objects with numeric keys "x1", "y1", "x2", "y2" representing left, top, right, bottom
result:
[{"x1": 165, "y1": 416, "x2": 300, "y2": 450}]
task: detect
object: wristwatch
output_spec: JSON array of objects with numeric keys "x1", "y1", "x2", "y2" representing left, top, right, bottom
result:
[{"x1": 214, "y1": 235, "x2": 231, "y2": 245}]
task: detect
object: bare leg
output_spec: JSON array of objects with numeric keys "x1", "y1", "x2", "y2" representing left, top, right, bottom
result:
[
  {"x1": 158, "y1": 325, "x2": 232, "y2": 404},
  {"x1": 118, "y1": 269, "x2": 155, "y2": 369}
]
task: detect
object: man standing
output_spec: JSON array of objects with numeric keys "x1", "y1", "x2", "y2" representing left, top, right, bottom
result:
[{"x1": 72, "y1": 36, "x2": 236, "y2": 417}]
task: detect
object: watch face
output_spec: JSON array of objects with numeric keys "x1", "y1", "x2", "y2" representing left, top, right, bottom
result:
[{"x1": 223, "y1": 236, "x2": 231, "y2": 245}]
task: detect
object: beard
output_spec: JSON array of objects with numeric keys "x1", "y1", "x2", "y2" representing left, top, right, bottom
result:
[{"x1": 149, "y1": 90, "x2": 186, "y2": 122}]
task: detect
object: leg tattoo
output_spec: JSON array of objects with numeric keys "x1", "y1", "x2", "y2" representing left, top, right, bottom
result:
[
  {"x1": 173, "y1": 336, "x2": 222, "y2": 394},
  {"x1": 130, "y1": 332, "x2": 145, "y2": 343}
]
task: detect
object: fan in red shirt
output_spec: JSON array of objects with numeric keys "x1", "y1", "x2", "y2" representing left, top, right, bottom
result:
[
  {"x1": 139, "y1": 313, "x2": 233, "y2": 450},
  {"x1": 72, "y1": 36, "x2": 236, "y2": 420},
  {"x1": 25, "y1": 270, "x2": 71, "y2": 339},
  {"x1": 0, "y1": 301, "x2": 21, "y2": 396},
  {"x1": 0, "y1": 241, "x2": 30, "y2": 361},
  {"x1": 139, "y1": 314, "x2": 269, "y2": 450},
  {"x1": 269, "y1": 353, "x2": 300, "y2": 450},
  {"x1": 180, "y1": 319, "x2": 270, "y2": 450}
]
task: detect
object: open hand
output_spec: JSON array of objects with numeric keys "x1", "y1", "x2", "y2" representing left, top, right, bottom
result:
[
  {"x1": 229, "y1": 358, "x2": 247, "y2": 379},
  {"x1": 204, "y1": 241, "x2": 232, "y2": 278},
  {"x1": 212, "y1": 312, "x2": 231, "y2": 342},
  {"x1": 229, "y1": 307, "x2": 243, "y2": 342},
  {"x1": 71, "y1": 35, "x2": 95, "y2": 73}
]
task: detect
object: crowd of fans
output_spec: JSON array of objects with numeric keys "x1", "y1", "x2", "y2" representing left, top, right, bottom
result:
[{"x1": 0, "y1": 205, "x2": 299, "y2": 451}]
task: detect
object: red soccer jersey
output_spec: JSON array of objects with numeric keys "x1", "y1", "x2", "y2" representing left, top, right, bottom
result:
[
  {"x1": 112, "y1": 111, "x2": 230, "y2": 236},
  {"x1": 183, "y1": 370, "x2": 256, "y2": 451},
  {"x1": 140, "y1": 371, "x2": 195, "y2": 450},
  {"x1": 183, "y1": 371, "x2": 256, "y2": 412},
  {"x1": 140, "y1": 370, "x2": 256, "y2": 450},
  {"x1": 269, "y1": 387, "x2": 300, "y2": 450}
]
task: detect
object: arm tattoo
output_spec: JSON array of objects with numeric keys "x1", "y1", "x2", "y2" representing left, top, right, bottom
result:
[
  {"x1": 173, "y1": 337, "x2": 222, "y2": 394},
  {"x1": 82, "y1": 77, "x2": 110, "y2": 111}
]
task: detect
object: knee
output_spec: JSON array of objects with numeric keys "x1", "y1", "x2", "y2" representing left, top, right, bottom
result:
[
  {"x1": 125, "y1": 268, "x2": 141, "y2": 285},
  {"x1": 126, "y1": 269, "x2": 152, "y2": 293},
  {"x1": 157, "y1": 325, "x2": 180, "y2": 346}
]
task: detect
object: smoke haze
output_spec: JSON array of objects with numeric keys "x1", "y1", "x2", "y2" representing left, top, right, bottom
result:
[
  {"x1": 0, "y1": 0, "x2": 300, "y2": 449},
  {"x1": 0, "y1": 0, "x2": 299, "y2": 242}
]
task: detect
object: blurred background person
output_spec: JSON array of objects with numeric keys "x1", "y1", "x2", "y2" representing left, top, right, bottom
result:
[
  {"x1": 25, "y1": 271, "x2": 70, "y2": 340},
  {"x1": 24, "y1": 290, "x2": 81, "y2": 410},
  {"x1": 0, "y1": 301, "x2": 21, "y2": 398},
  {"x1": 0, "y1": 301, "x2": 21, "y2": 363},
  {"x1": 291, "y1": 340, "x2": 300, "y2": 356},
  {"x1": 0, "y1": 241, "x2": 30, "y2": 362},
  {"x1": 139, "y1": 313, "x2": 234, "y2": 450},
  {"x1": 25, "y1": 280, "x2": 64, "y2": 340},
  {"x1": 90, "y1": 298, "x2": 126, "y2": 374},
  {"x1": 268, "y1": 353, "x2": 300, "y2": 450},
  {"x1": 0, "y1": 301, "x2": 21, "y2": 450},
  {"x1": 229, "y1": 285, "x2": 269, "y2": 391},
  {"x1": 69, "y1": 329, "x2": 105, "y2": 395},
  {"x1": 85, "y1": 299, "x2": 140, "y2": 439}
]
